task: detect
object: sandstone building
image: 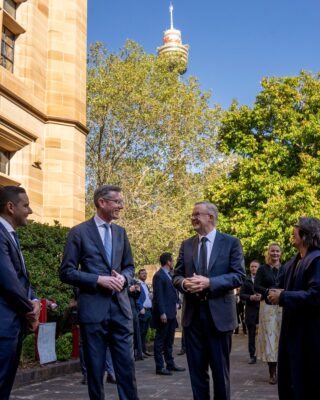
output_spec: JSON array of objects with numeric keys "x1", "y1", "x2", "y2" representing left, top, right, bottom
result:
[{"x1": 0, "y1": 0, "x2": 87, "y2": 226}]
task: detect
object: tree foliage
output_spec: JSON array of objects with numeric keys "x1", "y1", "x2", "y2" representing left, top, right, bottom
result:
[
  {"x1": 206, "y1": 71, "x2": 320, "y2": 262},
  {"x1": 18, "y1": 221, "x2": 72, "y2": 313},
  {"x1": 86, "y1": 40, "x2": 222, "y2": 265}
]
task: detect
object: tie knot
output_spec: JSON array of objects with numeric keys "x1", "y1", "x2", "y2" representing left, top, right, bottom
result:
[
  {"x1": 104, "y1": 223, "x2": 111, "y2": 230},
  {"x1": 201, "y1": 237, "x2": 208, "y2": 244}
]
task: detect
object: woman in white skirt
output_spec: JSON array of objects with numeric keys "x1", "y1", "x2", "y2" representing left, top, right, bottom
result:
[{"x1": 254, "y1": 243, "x2": 284, "y2": 384}]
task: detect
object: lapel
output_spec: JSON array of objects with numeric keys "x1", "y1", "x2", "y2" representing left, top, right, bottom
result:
[
  {"x1": 294, "y1": 250, "x2": 320, "y2": 289},
  {"x1": 208, "y1": 231, "x2": 224, "y2": 273},
  {"x1": 86, "y1": 218, "x2": 111, "y2": 269},
  {"x1": 248, "y1": 276, "x2": 254, "y2": 291},
  {"x1": 0, "y1": 222, "x2": 28, "y2": 278},
  {"x1": 284, "y1": 254, "x2": 299, "y2": 290},
  {"x1": 159, "y1": 268, "x2": 174, "y2": 291}
]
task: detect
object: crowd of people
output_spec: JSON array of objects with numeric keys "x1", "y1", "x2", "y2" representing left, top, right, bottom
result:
[{"x1": 0, "y1": 184, "x2": 320, "y2": 400}]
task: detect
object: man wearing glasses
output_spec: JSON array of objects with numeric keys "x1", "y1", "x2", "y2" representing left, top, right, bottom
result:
[
  {"x1": 60, "y1": 185, "x2": 139, "y2": 400},
  {"x1": 173, "y1": 202, "x2": 245, "y2": 400}
]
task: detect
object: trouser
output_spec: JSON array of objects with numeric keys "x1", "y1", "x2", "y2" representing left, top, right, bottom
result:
[
  {"x1": 185, "y1": 302, "x2": 232, "y2": 400},
  {"x1": 246, "y1": 323, "x2": 257, "y2": 358},
  {"x1": 139, "y1": 308, "x2": 152, "y2": 353},
  {"x1": 0, "y1": 332, "x2": 23, "y2": 400},
  {"x1": 153, "y1": 318, "x2": 176, "y2": 370},
  {"x1": 80, "y1": 298, "x2": 139, "y2": 400}
]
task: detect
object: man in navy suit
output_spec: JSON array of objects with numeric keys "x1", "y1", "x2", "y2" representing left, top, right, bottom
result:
[
  {"x1": 60, "y1": 185, "x2": 139, "y2": 400},
  {"x1": 0, "y1": 186, "x2": 40, "y2": 400},
  {"x1": 173, "y1": 202, "x2": 245, "y2": 400},
  {"x1": 152, "y1": 252, "x2": 185, "y2": 375},
  {"x1": 240, "y1": 260, "x2": 261, "y2": 364}
]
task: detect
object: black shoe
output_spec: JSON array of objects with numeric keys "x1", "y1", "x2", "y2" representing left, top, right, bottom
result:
[
  {"x1": 135, "y1": 355, "x2": 144, "y2": 361},
  {"x1": 156, "y1": 368, "x2": 173, "y2": 376},
  {"x1": 143, "y1": 351, "x2": 153, "y2": 356},
  {"x1": 248, "y1": 357, "x2": 256, "y2": 364},
  {"x1": 106, "y1": 374, "x2": 117, "y2": 384},
  {"x1": 167, "y1": 364, "x2": 186, "y2": 372},
  {"x1": 177, "y1": 349, "x2": 186, "y2": 356},
  {"x1": 81, "y1": 375, "x2": 87, "y2": 385}
]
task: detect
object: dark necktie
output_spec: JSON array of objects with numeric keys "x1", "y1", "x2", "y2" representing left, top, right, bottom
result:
[
  {"x1": 103, "y1": 224, "x2": 112, "y2": 266},
  {"x1": 12, "y1": 231, "x2": 20, "y2": 248},
  {"x1": 12, "y1": 231, "x2": 27, "y2": 275},
  {"x1": 199, "y1": 237, "x2": 208, "y2": 276}
]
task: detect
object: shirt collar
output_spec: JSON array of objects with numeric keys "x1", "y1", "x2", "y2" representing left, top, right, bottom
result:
[
  {"x1": 94, "y1": 214, "x2": 112, "y2": 228},
  {"x1": 161, "y1": 267, "x2": 171, "y2": 276},
  {"x1": 199, "y1": 228, "x2": 216, "y2": 243},
  {"x1": 0, "y1": 216, "x2": 15, "y2": 233}
]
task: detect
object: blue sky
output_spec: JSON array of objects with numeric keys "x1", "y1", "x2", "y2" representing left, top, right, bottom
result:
[{"x1": 87, "y1": 0, "x2": 320, "y2": 110}]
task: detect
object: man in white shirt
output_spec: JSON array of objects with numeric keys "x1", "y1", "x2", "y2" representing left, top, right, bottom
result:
[
  {"x1": 60, "y1": 185, "x2": 139, "y2": 400},
  {"x1": 173, "y1": 201, "x2": 245, "y2": 400},
  {"x1": 137, "y1": 268, "x2": 153, "y2": 356},
  {"x1": 0, "y1": 186, "x2": 40, "y2": 400}
]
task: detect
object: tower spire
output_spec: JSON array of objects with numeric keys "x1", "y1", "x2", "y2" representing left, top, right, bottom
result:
[
  {"x1": 169, "y1": 2, "x2": 174, "y2": 29},
  {"x1": 157, "y1": 2, "x2": 189, "y2": 75}
]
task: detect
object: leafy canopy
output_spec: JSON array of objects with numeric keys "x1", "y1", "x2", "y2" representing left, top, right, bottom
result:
[
  {"x1": 207, "y1": 71, "x2": 320, "y2": 262},
  {"x1": 86, "y1": 40, "x2": 221, "y2": 265}
]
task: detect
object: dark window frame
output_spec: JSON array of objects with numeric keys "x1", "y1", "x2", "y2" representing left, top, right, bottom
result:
[
  {"x1": 0, "y1": 149, "x2": 11, "y2": 175},
  {"x1": 1, "y1": 25, "x2": 15, "y2": 72},
  {"x1": 3, "y1": 0, "x2": 17, "y2": 19}
]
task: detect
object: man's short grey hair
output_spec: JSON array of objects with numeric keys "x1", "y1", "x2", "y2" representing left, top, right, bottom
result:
[
  {"x1": 195, "y1": 202, "x2": 218, "y2": 223},
  {"x1": 93, "y1": 185, "x2": 121, "y2": 208}
]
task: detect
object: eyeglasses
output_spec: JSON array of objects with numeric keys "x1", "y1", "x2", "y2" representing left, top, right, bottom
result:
[
  {"x1": 104, "y1": 198, "x2": 124, "y2": 206},
  {"x1": 190, "y1": 212, "x2": 211, "y2": 219}
]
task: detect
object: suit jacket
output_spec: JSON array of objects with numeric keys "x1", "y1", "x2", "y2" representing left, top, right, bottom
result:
[
  {"x1": 152, "y1": 268, "x2": 179, "y2": 328},
  {"x1": 60, "y1": 217, "x2": 134, "y2": 323},
  {"x1": 173, "y1": 231, "x2": 245, "y2": 332},
  {"x1": 277, "y1": 249, "x2": 320, "y2": 399},
  {"x1": 0, "y1": 222, "x2": 34, "y2": 338},
  {"x1": 240, "y1": 275, "x2": 260, "y2": 325}
]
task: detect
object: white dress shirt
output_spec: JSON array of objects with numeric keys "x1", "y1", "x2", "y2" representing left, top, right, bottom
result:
[{"x1": 94, "y1": 214, "x2": 112, "y2": 247}]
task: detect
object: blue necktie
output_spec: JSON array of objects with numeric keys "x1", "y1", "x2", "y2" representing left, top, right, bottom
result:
[{"x1": 103, "y1": 224, "x2": 112, "y2": 266}]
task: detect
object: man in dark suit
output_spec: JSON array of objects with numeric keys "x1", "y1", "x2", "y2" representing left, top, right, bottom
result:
[
  {"x1": 0, "y1": 186, "x2": 40, "y2": 400},
  {"x1": 173, "y1": 202, "x2": 245, "y2": 400},
  {"x1": 152, "y1": 252, "x2": 185, "y2": 375},
  {"x1": 60, "y1": 185, "x2": 139, "y2": 400},
  {"x1": 240, "y1": 260, "x2": 261, "y2": 364}
]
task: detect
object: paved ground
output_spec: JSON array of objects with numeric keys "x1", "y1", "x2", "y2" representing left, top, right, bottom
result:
[{"x1": 11, "y1": 334, "x2": 278, "y2": 400}]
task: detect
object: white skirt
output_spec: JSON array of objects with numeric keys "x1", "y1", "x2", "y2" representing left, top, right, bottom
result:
[{"x1": 256, "y1": 301, "x2": 282, "y2": 362}]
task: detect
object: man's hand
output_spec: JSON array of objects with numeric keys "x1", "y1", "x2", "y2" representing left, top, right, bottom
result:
[
  {"x1": 160, "y1": 313, "x2": 167, "y2": 323},
  {"x1": 129, "y1": 284, "x2": 136, "y2": 293},
  {"x1": 183, "y1": 274, "x2": 210, "y2": 293},
  {"x1": 267, "y1": 289, "x2": 284, "y2": 305},
  {"x1": 139, "y1": 307, "x2": 146, "y2": 315},
  {"x1": 250, "y1": 293, "x2": 261, "y2": 302},
  {"x1": 26, "y1": 300, "x2": 41, "y2": 332},
  {"x1": 97, "y1": 275, "x2": 124, "y2": 292},
  {"x1": 112, "y1": 270, "x2": 126, "y2": 287}
]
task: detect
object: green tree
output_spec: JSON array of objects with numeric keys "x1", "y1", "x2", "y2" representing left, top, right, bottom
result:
[
  {"x1": 86, "y1": 40, "x2": 221, "y2": 265},
  {"x1": 206, "y1": 71, "x2": 320, "y2": 262},
  {"x1": 18, "y1": 221, "x2": 72, "y2": 313}
]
